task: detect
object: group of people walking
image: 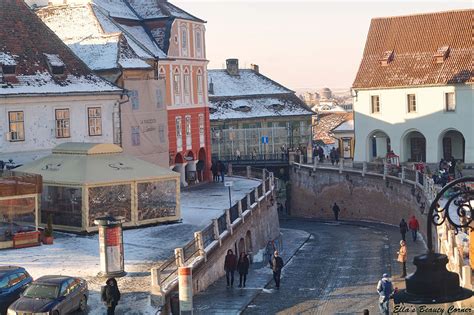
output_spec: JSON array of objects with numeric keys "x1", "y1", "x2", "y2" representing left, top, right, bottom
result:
[
  {"x1": 224, "y1": 249, "x2": 284, "y2": 289},
  {"x1": 211, "y1": 160, "x2": 226, "y2": 182},
  {"x1": 377, "y1": 215, "x2": 420, "y2": 314}
]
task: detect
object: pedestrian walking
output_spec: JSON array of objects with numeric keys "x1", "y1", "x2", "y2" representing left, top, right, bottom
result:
[
  {"x1": 101, "y1": 278, "x2": 121, "y2": 315},
  {"x1": 397, "y1": 240, "x2": 407, "y2": 278},
  {"x1": 217, "y1": 160, "x2": 225, "y2": 182},
  {"x1": 235, "y1": 149, "x2": 241, "y2": 160},
  {"x1": 269, "y1": 250, "x2": 284, "y2": 289},
  {"x1": 399, "y1": 218, "x2": 408, "y2": 241},
  {"x1": 376, "y1": 273, "x2": 393, "y2": 315},
  {"x1": 332, "y1": 202, "x2": 341, "y2": 221},
  {"x1": 211, "y1": 161, "x2": 218, "y2": 182},
  {"x1": 408, "y1": 215, "x2": 420, "y2": 241},
  {"x1": 330, "y1": 148, "x2": 336, "y2": 165},
  {"x1": 224, "y1": 249, "x2": 237, "y2": 287},
  {"x1": 237, "y1": 252, "x2": 250, "y2": 288},
  {"x1": 335, "y1": 149, "x2": 340, "y2": 165}
]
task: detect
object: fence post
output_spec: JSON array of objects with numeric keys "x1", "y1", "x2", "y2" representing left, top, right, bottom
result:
[
  {"x1": 462, "y1": 265, "x2": 472, "y2": 288},
  {"x1": 228, "y1": 163, "x2": 233, "y2": 176},
  {"x1": 246, "y1": 166, "x2": 251, "y2": 178},
  {"x1": 362, "y1": 162, "x2": 367, "y2": 177},
  {"x1": 401, "y1": 166, "x2": 406, "y2": 183},
  {"x1": 262, "y1": 172, "x2": 266, "y2": 194},
  {"x1": 226, "y1": 208, "x2": 233, "y2": 235},
  {"x1": 150, "y1": 267, "x2": 164, "y2": 307},
  {"x1": 270, "y1": 172, "x2": 274, "y2": 188},
  {"x1": 246, "y1": 193, "x2": 252, "y2": 210},
  {"x1": 313, "y1": 156, "x2": 318, "y2": 171},
  {"x1": 194, "y1": 231, "x2": 206, "y2": 261},
  {"x1": 238, "y1": 199, "x2": 244, "y2": 223},
  {"x1": 415, "y1": 171, "x2": 419, "y2": 186},
  {"x1": 212, "y1": 218, "x2": 221, "y2": 246},
  {"x1": 175, "y1": 248, "x2": 184, "y2": 267},
  {"x1": 255, "y1": 188, "x2": 260, "y2": 208},
  {"x1": 339, "y1": 160, "x2": 343, "y2": 174},
  {"x1": 383, "y1": 163, "x2": 387, "y2": 180}
]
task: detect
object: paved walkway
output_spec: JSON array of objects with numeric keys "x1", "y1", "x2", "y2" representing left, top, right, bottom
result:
[{"x1": 193, "y1": 228, "x2": 311, "y2": 315}]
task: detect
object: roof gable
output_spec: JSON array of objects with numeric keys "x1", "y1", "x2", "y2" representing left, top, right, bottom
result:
[
  {"x1": 353, "y1": 10, "x2": 473, "y2": 89},
  {"x1": 126, "y1": 0, "x2": 204, "y2": 22}
]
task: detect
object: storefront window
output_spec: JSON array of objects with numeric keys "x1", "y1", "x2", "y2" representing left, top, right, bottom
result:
[{"x1": 137, "y1": 180, "x2": 177, "y2": 221}]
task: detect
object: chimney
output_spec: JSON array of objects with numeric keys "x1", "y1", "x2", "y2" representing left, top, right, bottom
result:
[
  {"x1": 208, "y1": 79, "x2": 214, "y2": 95},
  {"x1": 226, "y1": 59, "x2": 239, "y2": 76},
  {"x1": 250, "y1": 64, "x2": 259, "y2": 74},
  {"x1": 435, "y1": 46, "x2": 450, "y2": 63}
]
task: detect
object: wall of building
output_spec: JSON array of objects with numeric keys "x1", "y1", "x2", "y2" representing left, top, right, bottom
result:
[
  {"x1": 289, "y1": 166, "x2": 428, "y2": 236},
  {"x1": 0, "y1": 94, "x2": 117, "y2": 165},
  {"x1": 191, "y1": 193, "x2": 280, "y2": 294},
  {"x1": 353, "y1": 84, "x2": 474, "y2": 164},
  {"x1": 120, "y1": 76, "x2": 169, "y2": 169}
]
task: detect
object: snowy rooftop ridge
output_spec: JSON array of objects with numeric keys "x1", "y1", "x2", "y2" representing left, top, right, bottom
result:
[
  {"x1": 208, "y1": 69, "x2": 293, "y2": 98},
  {"x1": 0, "y1": 52, "x2": 16, "y2": 65},
  {"x1": 332, "y1": 120, "x2": 354, "y2": 132}
]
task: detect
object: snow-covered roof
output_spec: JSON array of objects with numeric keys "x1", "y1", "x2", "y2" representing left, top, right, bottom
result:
[
  {"x1": 314, "y1": 113, "x2": 353, "y2": 144},
  {"x1": 208, "y1": 69, "x2": 293, "y2": 97},
  {"x1": 0, "y1": 52, "x2": 17, "y2": 65},
  {"x1": 127, "y1": 0, "x2": 204, "y2": 22},
  {"x1": 36, "y1": 4, "x2": 156, "y2": 71},
  {"x1": 210, "y1": 95, "x2": 313, "y2": 120},
  {"x1": 93, "y1": 0, "x2": 139, "y2": 20},
  {"x1": 0, "y1": 0, "x2": 120, "y2": 96},
  {"x1": 332, "y1": 119, "x2": 354, "y2": 132}
]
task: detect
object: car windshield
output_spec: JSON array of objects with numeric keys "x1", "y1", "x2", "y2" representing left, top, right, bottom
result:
[
  {"x1": 23, "y1": 284, "x2": 59, "y2": 299},
  {"x1": 0, "y1": 276, "x2": 9, "y2": 289}
]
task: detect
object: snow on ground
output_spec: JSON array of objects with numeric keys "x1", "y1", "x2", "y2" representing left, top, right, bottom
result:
[{"x1": 0, "y1": 177, "x2": 260, "y2": 314}]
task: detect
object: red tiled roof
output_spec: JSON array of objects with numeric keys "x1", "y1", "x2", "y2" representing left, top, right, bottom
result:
[
  {"x1": 353, "y1": 9, "x2": 473, "y2": 89},
  {"x1": 0, "y1": 0, "x2": 94, "y2": 78}
]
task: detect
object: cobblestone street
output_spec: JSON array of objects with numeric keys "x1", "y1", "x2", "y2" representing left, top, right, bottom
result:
[{"x1": 243, "y1": 218, "x2": 426, "y2": 314}]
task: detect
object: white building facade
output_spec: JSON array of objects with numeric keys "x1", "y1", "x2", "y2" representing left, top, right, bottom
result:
[{"x1": 352, "y1": 10, "x2": 473, "y2": 165}]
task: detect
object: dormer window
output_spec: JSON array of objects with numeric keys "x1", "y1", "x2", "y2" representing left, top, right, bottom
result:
[
  {"x1": 233, "y1": 105, "x2": 251, "y2": 112},
  {"x1": 269, "y1": 104, "x2": 284, "y2": 111},
  {"x1": 44, "y1": 53, "x2": 65, "y2": 76},
  {"x1": 0, "y1": 52, "x2": 17, "y2": 77},
  {"x1": 435, "y1": 46, "x2": 450, "y2": 63},
  {"x1": 380, "y1": 50, "x2": 394, "y2": 66}
]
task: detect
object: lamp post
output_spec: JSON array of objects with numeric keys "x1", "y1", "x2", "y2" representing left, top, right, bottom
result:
[{"x1": 394, "y1": 176, "x2": 473, "y2": 305}]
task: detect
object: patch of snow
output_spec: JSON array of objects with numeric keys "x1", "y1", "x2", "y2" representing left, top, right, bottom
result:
[
  {"x1": 93, "y1": 0, "x2": 139, "y2": 20},
  {"x1": 252, "y1": 248, "x2": 266, "y2": 263},
  {"x1": 0, "y1": 52, "x2": 16, "y2": 65},
  {"x1": 333, "y1": 119, "x2": 354, "y2": 132}
]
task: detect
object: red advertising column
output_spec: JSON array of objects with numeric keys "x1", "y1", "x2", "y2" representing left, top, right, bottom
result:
[
  {"x1": 178, "y1": 267, "x2": 193, "y2": 315},
  {"x1": 94, "y1": 216, "x2": 126, "y2": 277}
]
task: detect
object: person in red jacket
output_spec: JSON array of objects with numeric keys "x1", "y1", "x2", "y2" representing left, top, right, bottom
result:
[{"x1": 408, "y1": 215, "x2": 420, "y2": 242}]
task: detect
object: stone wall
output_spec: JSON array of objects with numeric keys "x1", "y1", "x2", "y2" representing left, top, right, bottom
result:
[
  {"x1": 192, "y1": 195, "x2": 280, "y2": 293},
  {"x1": 290, "y1": 166, "x2": 428, "y2": 238}
]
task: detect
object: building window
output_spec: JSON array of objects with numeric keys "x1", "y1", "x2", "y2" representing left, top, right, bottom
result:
[
  {"x1": 371, "y1": 95, "x2": 380, "y2": 113},
  {"x1": 173, "y1": 74, "x2": 180, "y2": 95},
  {"x1": 184, "y1": 74, "x2": 191, "y2": 95},
  {"x1": 129, "y1": 90, "x2": 139, "y2": 110},
  {"x1": 199, "y1": 114, "x2": 204, "y2": 135},
  {"x1": 299, "y1": 121, "x2": 306, "y2": 136},
  {"x1": 197, "y1": 74, "x2": 203, "y2": 94},
  {"x1": 131, "y1": 126, "x2": 140, "y2": 146},
  {"x1": 88, "y1": 107, "x2": 102, "y2": 136},
  {"x1": 55, "y1": 109, "x2": 70, "y2": 138},
  {"x1": 156, "y1": 89, "x2": 164, "y2": 109},
  {"x1": 182, "y1": 29, "x2": 187, "y2": 50},
  {"x1": 445, "y1": 92, "x2": 455, "y2": 112},
  {"x1": 176, "y1": 116, "x2": 182, "y2": 137},
  {"x1": 159, "y1": 124, "x2": 166, "y2": 143},
  {"x1": 185, "y1": 115, "x2": 191, "y2": 135},
  {"x1": 196, "y1": 30, "x2": 202, "y2": 53},
  {"x1": 8, "y1": 111, "x2": 25, "y2": 141},
  {"x1": 407, "y1": 94, "x2": 416, "y2": 113}
]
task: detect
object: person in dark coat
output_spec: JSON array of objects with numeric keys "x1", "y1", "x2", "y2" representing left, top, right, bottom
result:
[
  {"x1": 217, "y1": 160, "x2": 225, "y2": 183},
  {"x1": 211, "y1": 161, "x2": 218, "y2": 182},
  {"x1": 101, "y1": 278, "x2": 121, "y2": 315},
  {"x1": 330, "y1": 148, "x2": 336, "y2": 165},
  {"x1": 377, "y1": 273, "x2": 393, "y2": 315},
  {"x1": 399, "y1": 218, "x2": 408, "y2": 241},
  {"x1": 332, "y1": 202, "x2": 341, "y2": 221},
  {"x1": 269, "y1": 250, "x2": 284, "y2": 289},
  {"x1": 335, "y1": 149, "x2": 340, "y2": 165},
  {"x1": 224, "y1": 249, "x2": 237, "y2": 287},
  {"x1": 237, "y1": 252, "x2": 250, "y2": 288}
]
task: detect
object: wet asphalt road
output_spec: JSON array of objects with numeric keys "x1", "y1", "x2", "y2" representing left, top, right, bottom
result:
[{"x1": 243, "y1": 218, "x2": 404, "y2": 315}]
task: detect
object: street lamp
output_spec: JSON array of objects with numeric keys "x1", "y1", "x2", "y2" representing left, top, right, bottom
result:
[{"x1": 394, "y1": 176, "x2": 473, "y2": 304}]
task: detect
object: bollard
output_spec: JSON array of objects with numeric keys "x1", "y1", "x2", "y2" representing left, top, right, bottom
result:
[
  {"x1": 461, "y1": 265, "x2": 472, "y2": 288},
  {"x1": 228, "y1": 163, "x2": 233, "y2": 176},
  {"x1": 178, "y1": 267, "x2": 193, "y2": 315},
  {"x1": 362, "y1": 162, "x2": 367, "y2": 177},
  {"x1": 246, "y1": 165, "x2": 251, "y2": 178}
]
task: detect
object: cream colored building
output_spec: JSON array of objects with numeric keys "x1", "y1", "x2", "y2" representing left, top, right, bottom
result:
[{"x1": 352, "y1": 10, "x2": 473, "y2": 165}]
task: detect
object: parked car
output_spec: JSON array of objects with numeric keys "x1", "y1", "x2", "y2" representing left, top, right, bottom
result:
[
  {"x1": 0, "y1": 266, "x2": 33, "y2": 314},
  {"x1": 7, "y1": 275, "x2": 88, "y2": 315}
]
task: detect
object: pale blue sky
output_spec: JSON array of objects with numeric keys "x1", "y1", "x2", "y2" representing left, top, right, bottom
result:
[{"x1": 174, "y1": 0, "x2": 472, "y2": 90}]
